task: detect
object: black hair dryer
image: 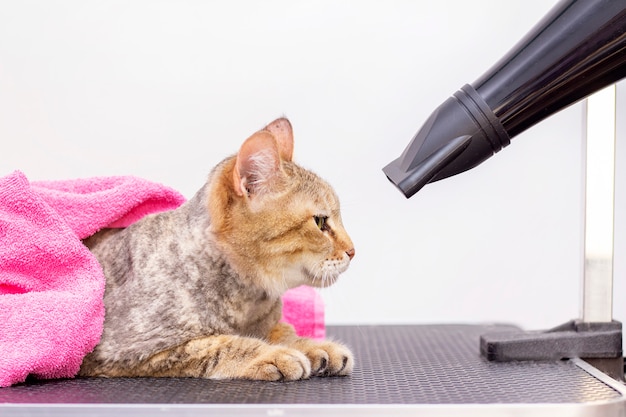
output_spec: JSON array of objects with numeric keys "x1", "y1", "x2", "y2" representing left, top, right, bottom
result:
[
  {"x1": 383, "y1": 0, "x2": 626, "y2": 198},
  {"x1": 383, "y1": 0, "x2": 626, "y2": 376}
]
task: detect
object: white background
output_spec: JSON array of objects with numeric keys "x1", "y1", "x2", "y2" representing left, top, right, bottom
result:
[{"x1": 1, "y1": 1, "x2": 624, "y2": 333}]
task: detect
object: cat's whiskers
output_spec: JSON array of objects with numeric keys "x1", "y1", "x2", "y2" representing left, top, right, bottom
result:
[
  {"x1": 310, "y1": 261, "x2": 340, "y2": 290},
  {"x1": 310, "y1": 265, "x2": 325, "y2": 288}
]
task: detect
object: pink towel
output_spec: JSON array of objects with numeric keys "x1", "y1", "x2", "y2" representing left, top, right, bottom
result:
[
  {"x1": 0, "y1": 171, "x2": 324, "y2": 387},
  {"x1": 282, "y1": 285, "x2": 325, "y2": 341}
]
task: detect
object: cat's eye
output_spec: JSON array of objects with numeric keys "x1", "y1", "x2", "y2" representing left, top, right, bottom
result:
[{"x1": 313, "y1": 215, "x2": 328, "y2": 231}]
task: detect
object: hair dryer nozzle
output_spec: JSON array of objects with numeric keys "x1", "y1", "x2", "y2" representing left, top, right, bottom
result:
[
  {"x1": 385, "y1": 0, "x2": 626, "y2": 199},
  {"x1": 383, "y1": 134, "x2": 473, "y2": 198},
  {"x1": 383, "y1": 85, "x2": 510, "y2": 198}
]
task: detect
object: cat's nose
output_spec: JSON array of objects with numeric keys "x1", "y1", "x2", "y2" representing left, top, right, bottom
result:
[{"x1": 346, "y1": 248, "x2": 355, "y2": 260}]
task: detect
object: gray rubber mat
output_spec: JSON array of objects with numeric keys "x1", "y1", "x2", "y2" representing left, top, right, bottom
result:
[{"x1": 0, "y1": 324, "x2": 623, "y2": 406}]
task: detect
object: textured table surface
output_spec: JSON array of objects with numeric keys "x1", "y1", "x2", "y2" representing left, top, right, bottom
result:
[{"x1": 1, "y1": 324, "x2": 623, "y2": 406}]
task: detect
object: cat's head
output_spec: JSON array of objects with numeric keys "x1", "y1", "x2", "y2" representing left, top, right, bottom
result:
[{"x1": 207, "y1": 118, "x2": 354, "y2": 297}]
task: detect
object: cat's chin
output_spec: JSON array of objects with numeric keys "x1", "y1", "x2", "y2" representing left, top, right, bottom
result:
[
  {"x1": 299, "y1": 267, "x2": 341, "y2": 289},
  {"x1": 308, "y1": 276, "x2": 340, "y2": 289}
]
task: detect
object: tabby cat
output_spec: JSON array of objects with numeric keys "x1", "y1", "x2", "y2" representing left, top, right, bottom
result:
[{"x1": 79, "y1": 118, "x2": 355, "y2": 381}]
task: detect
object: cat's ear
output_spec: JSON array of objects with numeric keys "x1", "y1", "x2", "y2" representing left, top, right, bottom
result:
[
  {"x1": 264, "y1": 118, "x2": 294, "y2": 162},
  {"x1": 233, "y1": 131, "x2": 282, "y2": 197}
]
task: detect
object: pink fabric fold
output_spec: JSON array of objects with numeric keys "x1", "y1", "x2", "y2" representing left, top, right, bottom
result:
[
  {"x1": 30, "y1": 175, "x2": 186, "y2": 239},
  {"x1": 0, "y1": 170, "x2": 324, "y2": 387}
]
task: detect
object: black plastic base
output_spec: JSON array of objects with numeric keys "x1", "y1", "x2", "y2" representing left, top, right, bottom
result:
[{"x1": 480, "y1": 320, "x2": 623, "y2": 380}]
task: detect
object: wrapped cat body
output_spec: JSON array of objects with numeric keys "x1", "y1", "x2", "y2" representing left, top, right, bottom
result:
[{"x1": 80, "y1": 118, "x2": 355, "y2": 381}]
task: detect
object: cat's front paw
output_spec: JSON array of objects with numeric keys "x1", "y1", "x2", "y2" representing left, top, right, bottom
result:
[
  {"x1": 245, "y1": 346, "x2": 311, "y2": 381},
  {"x1": 302, "y1": 341, "x2": 354, "y2": 377}
]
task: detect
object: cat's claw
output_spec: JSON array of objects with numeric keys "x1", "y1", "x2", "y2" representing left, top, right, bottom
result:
[
  {"x1": 301, "y1": 341, "x2": 354, "y2": 377},
  {"x1": 324, "y1": 343, "x2": 354, "y2": 376},
  {"x1": 307, "y1": 349, "x2": 330, "y2": 376},
  {"x1": 317, "y1": 356, "x2": 328, "y2": 375}
]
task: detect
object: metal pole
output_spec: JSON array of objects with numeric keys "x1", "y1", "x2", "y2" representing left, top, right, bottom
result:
[{"x1": 582, "y1": 85, "x2": 617, "y2": 323}]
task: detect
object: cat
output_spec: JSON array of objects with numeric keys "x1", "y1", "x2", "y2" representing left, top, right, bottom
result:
[{"x1": 79, "y1": 118, "x2": 355, "y2": 381}]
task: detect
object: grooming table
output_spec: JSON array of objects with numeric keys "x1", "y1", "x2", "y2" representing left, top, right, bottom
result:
[{"x1": 1, "y1": 324, "x2": 625, "y2": 416}]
